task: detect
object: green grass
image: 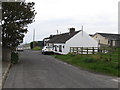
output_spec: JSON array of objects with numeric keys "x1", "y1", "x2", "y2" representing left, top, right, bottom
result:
[
  {"x1": 32, "y1": 46, "x2": 41, "y2": 50},
  {"x1": 54, "y1": 51, "x2": 119, "y2": 77}
]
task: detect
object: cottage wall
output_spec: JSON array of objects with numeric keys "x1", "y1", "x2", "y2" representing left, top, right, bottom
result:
[
  {"x1": 53, "y1": 43, "x2": 66, "y2": 54},
  {"x1": 64, "y1": 31, "x2": 98, "y2": 54},
  {"x1": 92, "y1": 34, "x2": 109, "y2": 45},
  {"x1": 43, "y1": 39, "x2": 50, "y2": 46}
]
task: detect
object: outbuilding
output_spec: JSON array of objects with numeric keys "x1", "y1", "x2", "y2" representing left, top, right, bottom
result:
[{"x1": 92, "y1": 33, "x2": 120, "y2": 47}]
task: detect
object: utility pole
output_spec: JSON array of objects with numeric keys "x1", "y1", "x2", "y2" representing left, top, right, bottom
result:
[
  {"x1": 0, "y1": 1, "x2": 2, "y2": 48},
  {"x1": 57, "y1": 30, "x2": 58, "y2": 35},
  {"x1": 33, "y1": 28, "x2": 35, "y2": 42},
  {"x1": 33, "y1": 28, "x2": 35, "y2": 48}
]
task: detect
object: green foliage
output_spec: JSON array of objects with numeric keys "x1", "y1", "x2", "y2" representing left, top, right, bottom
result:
[
  {"x1": 54, "y1": 53, "x2": 119, "y2": 77},
  {"x1": 32, "y1": 46, "x2": 41, "y2": 50},
  {"x1": 82, "y1": 57, "x2": 98, "y2": 63},
  {"x1": 38, "y1": 41, "x2": 44, "y2": 47},
  {"x1": 2, "y1": 2, "x2": 36, "y2": 49},
  {"x1": 30, "y1": 41, "x2": 42, "y2": 49},
  {"x1": 30, "y1": 42, "x2": 33, "y2": 49},
  {"x1": 11, "y1": 52, "x2": 19, "y2": 64}
]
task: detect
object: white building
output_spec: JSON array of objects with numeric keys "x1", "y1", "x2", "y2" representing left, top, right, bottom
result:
[
  {"x1": 46, "y1": 28, "x2": 98, "y2": 54},
  {"x1": 43, "y1": 35, "x2": 54, "y2": 46}
]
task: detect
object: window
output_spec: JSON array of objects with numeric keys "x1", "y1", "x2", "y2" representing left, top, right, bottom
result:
[
  {"x1": 63, "y1": 45, "x2": 64, "y2": 48},
  {"x1": 55, "y1": 45, "x2": 57, "y2": 51},
  {"x1": 108, "y1": 40, "x2": 110, "y2": 44},
  {"x1": 59, "y1": 45, "x2": 62, "y2": 52}
]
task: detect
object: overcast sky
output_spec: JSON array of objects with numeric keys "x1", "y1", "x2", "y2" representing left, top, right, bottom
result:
[{"x1": 24, "y1": 0, "x2": 119, "y2": 43}]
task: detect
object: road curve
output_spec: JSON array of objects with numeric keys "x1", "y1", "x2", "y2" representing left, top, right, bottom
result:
[{"x1": 3, "y1": 50, "x2": 118, "y2": 88}]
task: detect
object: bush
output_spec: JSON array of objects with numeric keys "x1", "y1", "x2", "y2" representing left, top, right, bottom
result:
[
  {"x1": 11, "y1": 51, "x2": 19, "y2": 64},
  {"x1": 30, "y1": 42, "x2": 33, "y2": 49}
]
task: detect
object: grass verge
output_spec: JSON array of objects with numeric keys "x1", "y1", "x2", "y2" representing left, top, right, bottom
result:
[
  {"x1": 32, "y1": 46, "x2": 41, "y2": 50},
  {"x1": 53, "y1": 53, "x2": 119, "y2": 77}
]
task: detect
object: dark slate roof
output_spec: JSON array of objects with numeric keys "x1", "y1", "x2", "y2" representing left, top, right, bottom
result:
[
  {"x1": 43, "y1": 37, "x2": 51, "y2": 40},
  {"x1": 47, "y1": 31, "x2": 81, "y2": 43},
  {"x1": 43, "y1": 35, "x2": 55, "y2": 40},
  {"x1": 96, "y1": 33, "x2": 120, "y2": 40},
  {"x1": 89, "y1": 34, "x2": 94, "y2": 37}
]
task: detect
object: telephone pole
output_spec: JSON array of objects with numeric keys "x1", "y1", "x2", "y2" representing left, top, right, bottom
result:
[
  {"x1": 57, "y1": 30, "x2": 58, "y2": 35},
  {"x1": 33, "y1": 28, "x2": 35, "y2": 42},
  {"x1": 33, "y1": 28, "x2": 35, "y2": 48}
]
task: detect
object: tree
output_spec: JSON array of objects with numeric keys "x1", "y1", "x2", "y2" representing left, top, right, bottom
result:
[
  {"x1": 30, "y1": 42, "x2": 33, "y2": 49},
  {"x1": 2, "y1": 2, "x2": 36, "y2": 50}
]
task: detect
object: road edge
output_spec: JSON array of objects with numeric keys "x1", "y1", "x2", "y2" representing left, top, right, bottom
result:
[{"x1": 2, "y1": 63, "x2": 12, "y2": 88}]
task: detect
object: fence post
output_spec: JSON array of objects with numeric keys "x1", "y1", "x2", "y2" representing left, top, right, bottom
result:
[
  {"x1": 87, "y1": 48, "x2": 88, "y2": 54},
  {"x1": 70, "y1": 47, "x2": 71, "y2": 53},
  {"x1": 100, "y1": 47, "x2": 102, "y2": 58},
  {"x1": 81, "y1": 47, "x2": 83, "y2": 54},
  {"x1": 92, "y1": 47, "x2": 94, "y2": 54},
  {"x1": 109, "y1": 47, "x2": 112, "y2": 61},
  {"x1": 76, "y1": 47, "x2": 78, "y2": 54},
  {"x1": 73, "y1": 47, "x2": 74, "y2": 54},
  {"x1": 98, "y1": 47, "x2": 100, "y2": 52}
]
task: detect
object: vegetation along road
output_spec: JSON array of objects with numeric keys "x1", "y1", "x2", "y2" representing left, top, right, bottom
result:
[{"x1": 3, "y1": 50, "x2": 118, "y2": 88}]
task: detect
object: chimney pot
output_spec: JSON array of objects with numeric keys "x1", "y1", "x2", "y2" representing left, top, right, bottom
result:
[{"x1": 69, "y1": 28, "x2": 75, "y2": 33}]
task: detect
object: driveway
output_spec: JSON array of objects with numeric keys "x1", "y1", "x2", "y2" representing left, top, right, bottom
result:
[{"x1": 3, "y1": 50, "x2": 118, "y2": 88}]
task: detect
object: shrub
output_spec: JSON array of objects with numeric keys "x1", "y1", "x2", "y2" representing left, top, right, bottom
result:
[
  {"x1": 11, "y1": 51, "x2": 19, "y2": 64},
  {"x1": 30, "y1": 42, "x2": 33, "y2": 49}
]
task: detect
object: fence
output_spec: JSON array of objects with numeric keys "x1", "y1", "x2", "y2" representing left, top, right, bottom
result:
[{"x1": 70, "y1": 47, "x2": 117, "y2": 55}]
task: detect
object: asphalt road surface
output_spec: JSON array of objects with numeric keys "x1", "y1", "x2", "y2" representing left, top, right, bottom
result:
[{"x1": 4, "y1": 50, "x2": 118, "y2": 88}]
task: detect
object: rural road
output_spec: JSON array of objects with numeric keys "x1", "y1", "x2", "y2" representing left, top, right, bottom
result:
[{"x1": 3, "y1": 50, "x2": 118, "y2": 88}]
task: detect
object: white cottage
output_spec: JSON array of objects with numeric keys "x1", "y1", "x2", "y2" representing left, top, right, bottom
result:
[{"x1": 46, "y1": 28, "x2": 98, "y2": 54}]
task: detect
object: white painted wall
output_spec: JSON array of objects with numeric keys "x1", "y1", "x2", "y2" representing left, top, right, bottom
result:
[
  {"x1": 53, "y1": 43, "x2": 66, "y2": 54},
  {"x1": 48, "y1": 31, "x2": 98, "y2": 54},
  {"x1": 44, "y1": 39, "x2": 50, "y2": 46},
  {"x1": 64, "y1": 31, "x2": 98, "y2": 54},
  {"x1": 46, "y1": 43, "x2": 53, "y2": 46}
]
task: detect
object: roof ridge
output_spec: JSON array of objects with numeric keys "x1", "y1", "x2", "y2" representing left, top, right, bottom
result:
[
  {"x1": 47, "y1": 30, "x2": 80, "y2": 43},
  {"x1": 54, "y1": 30, "x2": 81, "y2": 36},
  {"x1": 97, "y1": 32, "x2": 119, "y2": 35}
]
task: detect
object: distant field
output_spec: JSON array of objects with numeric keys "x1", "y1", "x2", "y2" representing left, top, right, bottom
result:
[
  {"x1": 32, "y1": 46, "x2": 42, "y2": 50},
  {"x1": 54, "y1": 48, "x2": 119, "y2": 77}
]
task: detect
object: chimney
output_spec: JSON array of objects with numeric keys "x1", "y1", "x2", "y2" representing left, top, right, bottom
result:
[
  {"x1": 50, "y1": 35, "x2": 53, "y2": 38},
  {"x1": 69, "y1": 28, "x2": 75, "y2": 33}
]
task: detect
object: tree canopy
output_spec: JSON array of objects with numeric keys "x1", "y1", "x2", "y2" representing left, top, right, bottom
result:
[{"x1": 2, "y1": 2, "x2": 36, "y2": 49}]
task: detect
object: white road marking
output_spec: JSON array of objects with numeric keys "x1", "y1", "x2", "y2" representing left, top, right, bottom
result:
[
  {"x1": 64, "y1": 63, "x2": 67, "y2": 64},
  {"x1": 112, "y1": 78, "x2": 120, "y2": 82}
]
